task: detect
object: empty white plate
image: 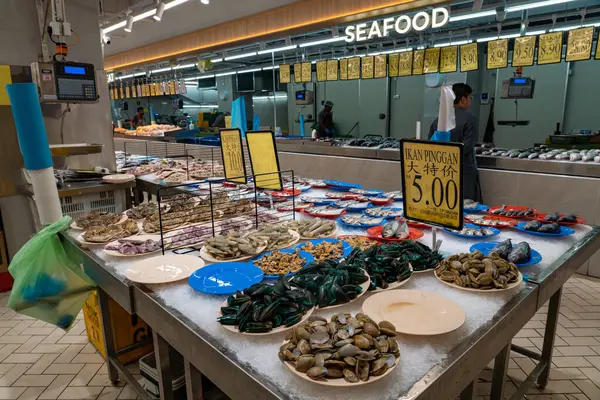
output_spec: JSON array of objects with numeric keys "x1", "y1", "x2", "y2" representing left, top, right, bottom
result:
[
  {"x1": 125, "y1": 254, "x2": 203, "y2": 284},
  {"x1": 362, "y1": 289, "x2": 466, "y2": 335}
]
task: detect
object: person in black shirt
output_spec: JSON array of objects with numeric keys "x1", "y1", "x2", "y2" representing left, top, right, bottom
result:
[
  {"x1": 317, "y1": 101, "x2": 334, "y2": 138},
  {"x1": 428, "y1": 83, "x2": 482, "y2": 202},
  {"x1": 131, "y1": 107, "x2": 145, "y2": 128}
]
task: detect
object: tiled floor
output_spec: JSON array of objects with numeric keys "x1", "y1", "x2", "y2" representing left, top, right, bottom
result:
[{"x1": 1, "y1": 276, "x2": 600, "y2": 399}]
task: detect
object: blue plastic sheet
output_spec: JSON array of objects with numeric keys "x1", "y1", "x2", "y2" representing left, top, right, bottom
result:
[
  {"x1": 299, "y1": 114, "x2": 305, "y2": 137},
  {"x1": 231, "y1": 97, "x2": 247, "y2": 137},
  {"x1": 431, "y1": 130, "x2": 451, "y2": 142}
]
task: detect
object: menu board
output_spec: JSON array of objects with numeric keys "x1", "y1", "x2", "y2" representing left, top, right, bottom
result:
[
  {"x1": 362, "y1": 56, "x2": 374, "y2": 79},
  {"x1": 347, "y1": 57, "x2": 361, "y2": 80},
  {"x1": 327, "y1": 60, "x2": 338, "y2": 81},
  {"x1": 487, "y1": 39, "x2": 508, "y2": 69},
  {"x1": 512, "y1": 36, "x2": 536, "y2": 67},
  {"x1": 246, "y1": 131, "x2": 282, "y2": 190},
  {"x1": 293, "y1": 63, "x2": 303, "y2": 83},
  {"x1": 566, "y1": 27, "x2": 594, "y2": 62},
  {"x1": 400, "y1": 139, "x2": 464, "y2": 230},
  {"x1": 374, "y1": 55, "x2": 387, "y2": 78},
  {"x1": 388, "y1": 53, "x2": 400, "y2": 77},
  {"x1": 399, "y1": 51, "x2": 413, "y2": 76},
  {"x1": 440, "y1": 46, "x2": 458, "y2": 73},
  {"x1": 339, "y1": 59, "x2": 348, "y2": 80},
  {"x1": 412, "y1": 49, "x2": 425, "y2": 75},
  {"x1": 301, "y1": 62, "x2": 312, "y2": 82},
  {"x1": 537, "y1": 32, "x2": 563, "y2": 65},
  {"x1": 460, "y1": 43, "x2": 478, "y2": 72},
  {"x1": 316, "y1": 61, "x2": 327, "y2": 81},
  {"x1": 279, "y1": 64, "x2": 291, "y2": 83},
  {"x1": 423, "y1": 48, "x2": 441, "y2": 74},
  {"x1": 219, "y1": 129, "x2": 246, "y2": 183}
]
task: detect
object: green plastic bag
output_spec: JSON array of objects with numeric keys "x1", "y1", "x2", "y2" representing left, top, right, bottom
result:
[{"x1": 8, "y1": 216, "x2": 96, "y2": 331}]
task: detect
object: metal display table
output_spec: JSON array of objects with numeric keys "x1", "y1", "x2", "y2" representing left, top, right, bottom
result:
[{"x1": 62, "y1": 200, "x2": 600, "y2": 400}]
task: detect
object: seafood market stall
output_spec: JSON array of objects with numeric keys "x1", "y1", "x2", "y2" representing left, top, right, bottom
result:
[{"x1": 63, "y1": 179, "x2": 600, "y2": 400}]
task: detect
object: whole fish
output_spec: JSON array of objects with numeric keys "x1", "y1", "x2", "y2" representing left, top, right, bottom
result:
[
  {"x1": 524, "y1": 220, "x2": 542, "y2": 231},
  {"x1": 538, "y1": 223, "x2": 561, "y2": 234},
  {"x1": 518, "y1": 152, "x2": 531, "y2": 159},
  {"x1": 508, "y1": 242, "x2": 531, "y2": 264},
  {"x1": 583, "y1": 151, "x2": 598, "y2": 162},
  {"x1": 528, "y1": 153, "x2": 539, "y2": 160},
  {"x1": 557, "y1": 214, "x2": 577, "y2": 223},
  {"x1": 491, "y1": 239, "x2": 512, "y2": 259},
  {"x1": 555, "y1": 153, "x2": 570, "y2": 160},
  {"x1": 595, "y1": 156, "x2": 600, "y2": 163},
  {"x1": 544, "y1": 212, "x2": 560, "y2": 222},
  {"x1": 570, "y1": 153, "x2": 583, "y2": 161}
]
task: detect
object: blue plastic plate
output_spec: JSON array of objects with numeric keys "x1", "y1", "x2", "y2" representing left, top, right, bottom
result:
[
  {"x1": 324, "y1": 180, "x2": 362, "y2": 189},
  {"x1": 188, "y1": 262, "x2": 263, "y2": 295},
  {"x1": 252, "y1": 249, "x2": 314, "y2": 279},
  {"x1": 300, "y1": 197, "x2": 333, "y2": 206},
  {"x1": 469, "y1": 242, "x2": 543, "y2": 267},
  {"x1": 337, "y1": 216, "x2": 385, "y2": 229},
  {"x1": 464, "y1": 204, "x2": 490, "y2": 213},
  {"x1": 294, "y1": 238, "x2": 353, "y2": 260},
  {"x1": 363, "y1": 207, "x2": 404, "y2": 219},
  {"x1": 443, "y1": 223, "x2": 501, "y2": 239},
  {"x1": 514, "y1": 222, "x2": 575, "y2": 237},
  {"x1": 333, "y1": 201, "x2": 372, "y2": 211}
]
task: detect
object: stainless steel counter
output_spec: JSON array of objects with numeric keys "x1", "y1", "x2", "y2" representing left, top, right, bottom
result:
[{"x1": 275, "y1": 139, "x2": 600, "y2": 178}]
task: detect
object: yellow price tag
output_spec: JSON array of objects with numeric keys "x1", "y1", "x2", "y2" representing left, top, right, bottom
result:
[
  {"x1": 168, "y1": 81, "x2": 175, "y2": 95},
  {"x1": 225, "y1": 115, "x2": 232, "y2": 128},
  {"x1": 566, "y1": 27, "x2": 594, "y2": 62},
  {"x1": 596, "y1": 39, "x2": 600, "y2": 60},
  {"x1": 279, "y1": 64, "x2": 291, "y2": 84},
  {"x1": 0, "y1": 66, "x2": 11, "y2": 106},
  {"x1": 219, "y1": 129, "x2": 246, "y2": 183},
  {"x1": 246, "y1": 131, "x2": 282, "y2": 190},
  {"x1": 388, "y1": 53, "x2": 400, "y2": 77},
  {"x1": 374, "y1": 55, "x2": 387, "y2": 78},
  {"x1": 119, "y1": 87, "x2": 124, "y2": 99},
  {"x1": 301, "y1": 62, "x2": 312, "y2": 82},
  {"x1": 347, "y1": 57, "x2": 361, "y2": 80},
  {"x1": 487, "y1": 39, "x2": 508, "y2": 69},
  {"x1": 316, "y1": 61, "x2": 327, "y2": 81},
  {"x1": 460, "y1": 43, "x2": 478, "y2": 72},
  {"x1": 293, "y1": 63, "x2": 302, "y2": 83},
  {"x1": 327, "y1": 60, "x2": 338, "y2": 81},
  {"x1": 424, "y1": 48, "x2": 440, "y2": 74},
  {"x1": 512, "y1": 36, "x2": 536, "y2": 67},
  {"x1": 401, "y1": 139, "x2": 464, "y2": 230},
  {"x1": 399, "y1": 51, "x2": 413, "y2": 76},
  {"x1": 537, "y1": 32, "x2": 563, "y2": 65},
  {"x1": 361, "y1": 56, "x2": 374, "y2": 79},
  {"x1": 412, "y1": 49, "x2": 424, "y2": 75},
  {"x1": 339, "y1": 59, "x2": 348, "y2": 80},
  {"x1": 440, "y1": 46, "x2": 458, "y2": 73},
  {"x1": 125, "y1": 86, "x2": 131, "y2": 98}
]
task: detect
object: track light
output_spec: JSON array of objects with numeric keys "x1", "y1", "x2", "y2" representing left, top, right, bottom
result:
[
  {"x1": 124, "y1": 14, "x2": 134, "y2": 32},
  {"x1": 154, "y1": 2, "x2": 166, "y2": 21},
  {"x1": 200, "y1": 0, "x2": 210, "y2": 4}
]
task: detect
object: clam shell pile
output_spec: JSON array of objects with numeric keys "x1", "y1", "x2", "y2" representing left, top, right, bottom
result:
[
  {"x1": 435, "y1": 250, "x2": 521, "y2": 290},
  {"x1": 279, "y1": 313, "x2": 399, "y2": 383}
]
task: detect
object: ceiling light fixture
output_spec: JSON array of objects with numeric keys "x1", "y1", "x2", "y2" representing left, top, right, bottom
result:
[
  {"x1": 256, "y1": 45, "x2": 297, "y2": 55},
  {"x1": 224, "y1": 51, "x2": 257, "y2": 61},
  {"x1": 124, "y1": 14, "x2": 134, "y2": 32},
  {"x1": 200, "y1": 0, "x2": 210, "y2": 4},
  {"x1": 182, "y1": 104, "x2": 219, "y2": 108},
  {"x1": 198, "y1": 74, "x2": 216, "y2": 79},
  {"x1": 507, "y1": 0, "x2": 573, "y2": 13},
  {"x1": 103, "y1": 0, "x2": 190, "y2": 34},
  {"x1": 298, "y1": 37, "x2": 346, "y2": 47},
  {"x1": 525, "y1": 29, "x2": 547, "y2": 36},
  {"x1": 210, "y1": 58, "x2": 223, "y2": 63},
  {"x1": 237, "y1": 68, "x2": 262, "y2": 74},
  {"x1": 118, "y1": 74, "x2": 134, "y2": 79},
  {"x1": 215, "y1": 71, "x2": 236, "y2": 77},
  {"x1": 434, "y1": 40, "x2": 472, "y2": 47},
  {"x1": 449, "y1": 10, "x2": 496, "y2": 22},
  {"x1": 153, "y1": 2, "x2": 166, "y2": 21},
  {"x1": 173, "y1": 63, "x2": 195, "y2": 70},
  {"x1": 262, "y1": 66, "x2": 280, "y2": 70},
  {"x1": 151, "y1": 67, "x2": 172, "y2": 73},
  {"x1": 476, "y1": 33, "x2": 521, "y2": 42}
]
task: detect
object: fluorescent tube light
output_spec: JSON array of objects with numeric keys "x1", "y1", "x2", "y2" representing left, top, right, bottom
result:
[
  {"x1": 298, "y1": 37, "x2": 346, "y2": 47},
  {"x1": 151, "y1": 67, "x2": 172, "y2": 73},
  {"x1": 449, "y1": 10, "x2": 495, "y2": 22},
  {"x1": 477, "y1": 33, "x2": 520, "y2": 42},
  {"x1": 434, "y1": 40, "x2": 471, "y2": 47},
  {"x1": 224, "y1": 52, "x2": 257, "y2": 61},
  {"x1": 182, "y1": 104, "x2": 218, "y2": 108},
  {"x1": 262, "y1": 66, "x2": 280, "y2": 70},
  {"x1": 103, "y1": 0, "x2": 189, "y2": 34},
  {"x1": 210, "y1": 58, "x2": 223, "y2": 63},
  {"x1": 118, "y1": 74, "x2": 134, "y2": 79},
  {"x1": 507, "y1": 0, "x2": 573, "y2": 13},
  {"x1": 525, "y1": 29, "x2": 547, "y2": 36},
  {"x1": 253, "y1": 95, "x2": 287, "y2": 100},
  {"x1": 256, "y1": 45, "x2": 297, "y2": 55},
  {"x1": 165, "y1": 0, "x2": 190, "y2": 10},
  {"x1": 173, "y1": 63, "x2": 195, "y2": 70},
  {"x1": 215, "y1": 71, "x2": 236, "y2": 77},
  {"x1": 237, "y1": 68, "x2": 262, "y2": 74},
  {"x1": 133, "y1": 72, "x2": 146, "y2": 76}
]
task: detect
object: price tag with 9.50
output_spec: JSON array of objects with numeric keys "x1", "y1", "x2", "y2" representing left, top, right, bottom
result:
[{"x1": 400, "y1": 139, "x2": 464, "y2": 230}]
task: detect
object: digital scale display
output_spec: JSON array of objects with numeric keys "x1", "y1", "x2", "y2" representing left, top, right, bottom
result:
[{"x1": 64, "y1": 65, "x2": 86, "y2": 75}]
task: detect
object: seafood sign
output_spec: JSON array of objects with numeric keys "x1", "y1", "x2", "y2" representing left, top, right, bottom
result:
[
  {"x1": 400, "y1": 139, "x2": 463, "y2": 230},
  {"x1": 246, "y1": 131, "x2": 282, "y2": 190},
  {"x1": 220, "y1": 129, "x2": 246, "y2": 183}
]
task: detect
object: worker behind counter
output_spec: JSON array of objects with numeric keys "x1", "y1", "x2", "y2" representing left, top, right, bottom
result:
[
  {"x1": 131, "y1": 107, "x2": 145, "y2": 128},
  {"x1": 428, "y1": 83, "x2": 482, "y2": 203},
  {"x1": 317, "y1": 101, "x2": 335, "y2": 138}
]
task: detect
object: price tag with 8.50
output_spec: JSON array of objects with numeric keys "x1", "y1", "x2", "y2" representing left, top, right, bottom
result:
[{"x1": 400, "y1": 139, "x2": 464, "y2": 230}]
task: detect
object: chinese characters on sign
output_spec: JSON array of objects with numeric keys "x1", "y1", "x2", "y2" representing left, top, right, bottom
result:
[
  {"x1": 537, "y1": 32, "x2": 563, "y2": 65},
  {"x1": 487, "y1": 39, "x2": 508, "y2": 69},
  {"x1": 246, "y1": 131, "x2": 282, "y2": 190},
  {"x1": 566, "y1": 27, "x2": 594, "y2": 62},
  {"x1": 460, "y1": 42, "x2": 478, "y2": 72},
  {"x1": 219, "y1": 129, "x2": 246, "y2": 184},
  {"x1": 401, "y1": 139, "x2": 464, "y2": 230}
]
